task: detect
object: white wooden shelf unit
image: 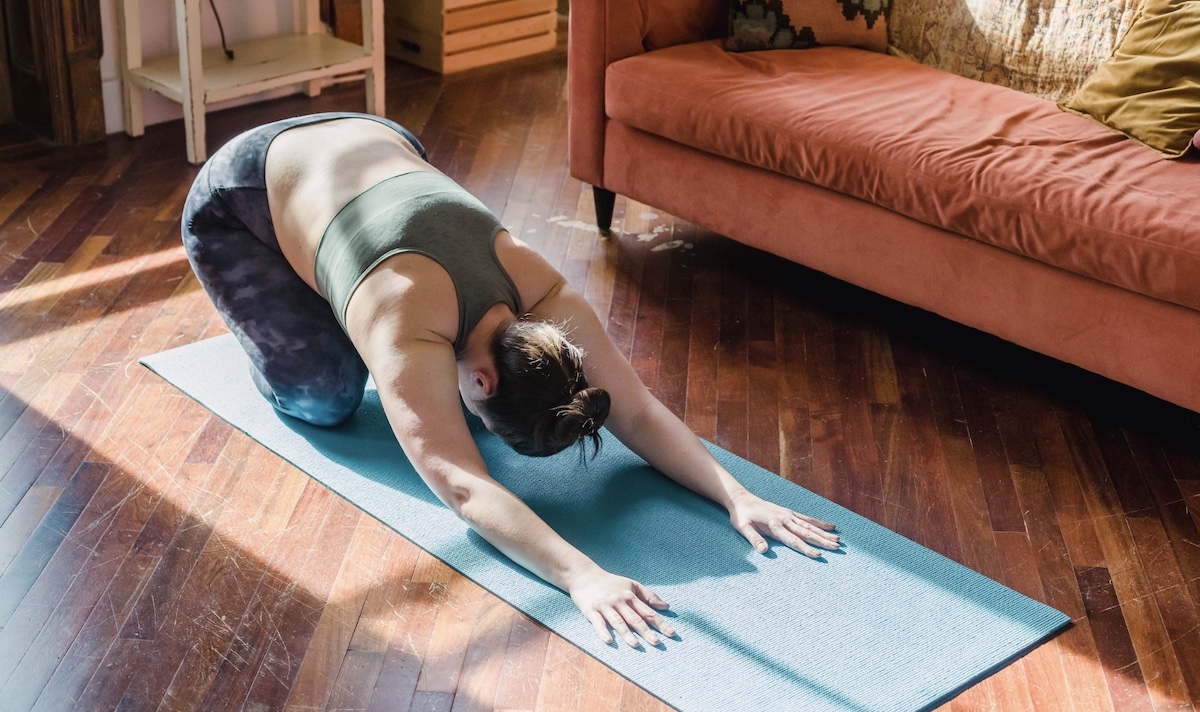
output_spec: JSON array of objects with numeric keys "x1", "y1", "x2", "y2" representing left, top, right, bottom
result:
[{"x1": 118, "y1": 0, "x2": 385, "y2": 163}]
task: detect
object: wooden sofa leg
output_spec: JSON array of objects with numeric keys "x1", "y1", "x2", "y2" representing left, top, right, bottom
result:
[{"x1": 593, "y1": 187, "x2": 616, "y2": 232}]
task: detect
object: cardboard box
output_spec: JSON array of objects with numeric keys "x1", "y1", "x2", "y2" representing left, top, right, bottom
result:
[{"x1": 385, "y1": 0, "x2": 557, "y2": 73}]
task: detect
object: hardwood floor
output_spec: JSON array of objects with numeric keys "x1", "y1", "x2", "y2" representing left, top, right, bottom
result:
[{"x1": 2, "y1": 41, "x2": 1199, "y2": 711}]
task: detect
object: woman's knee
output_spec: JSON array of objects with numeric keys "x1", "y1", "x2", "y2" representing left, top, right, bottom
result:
[
  {"x1": 252, "y1": 366, "x2": 366, "y2": 426},
  {"x1": 285, "y1": 390, "x2": 363, "y2": 427}
]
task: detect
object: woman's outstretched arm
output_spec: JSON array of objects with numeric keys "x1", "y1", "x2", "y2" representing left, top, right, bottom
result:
[
  {"x1": 354, "y1": 318, "x2": 674, "y2": 647},
  {"x1": 529, "y1": 281, "x2": 842, "y2": 558}
]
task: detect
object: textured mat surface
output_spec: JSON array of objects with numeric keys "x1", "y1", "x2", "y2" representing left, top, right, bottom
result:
[{"x1": 142, "y1": 334, "x2": 1070, "y2": 711}]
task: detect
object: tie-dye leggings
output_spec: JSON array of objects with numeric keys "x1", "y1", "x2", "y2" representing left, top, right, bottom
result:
[{"x1": 180, "y1": 112, "x2": 426, "y2": 426}]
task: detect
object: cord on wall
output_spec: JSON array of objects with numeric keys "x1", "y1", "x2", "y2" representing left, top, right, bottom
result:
[{"x1": 207, "y1": 0, "x2": 235, "y2": 60}]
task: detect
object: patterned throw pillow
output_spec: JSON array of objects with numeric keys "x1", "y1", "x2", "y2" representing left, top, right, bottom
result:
[
  {"x1": 888, "y1": 0, "x2": 1140, "y2": 102},
  {"x1": 727, "y1": 0, "x2": 891, "y2": 53}
]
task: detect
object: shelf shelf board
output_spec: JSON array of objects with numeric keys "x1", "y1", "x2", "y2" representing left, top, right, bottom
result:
[{"x1": 128, "y1": 33, "x2": 373, "y2": 104}]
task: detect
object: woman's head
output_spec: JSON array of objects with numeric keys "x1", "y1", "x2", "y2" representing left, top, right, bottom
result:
[{"x1": 477, "y1": 319, "x2": 610, "y2": 458}]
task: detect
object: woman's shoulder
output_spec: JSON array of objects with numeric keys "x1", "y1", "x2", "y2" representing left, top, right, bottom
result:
[
  {"x1": 493, "y1": 231, "x2": 569, "y2": 313},
  {"x1": 346, "y1": 250, "x2": 462, "y2": 346}
]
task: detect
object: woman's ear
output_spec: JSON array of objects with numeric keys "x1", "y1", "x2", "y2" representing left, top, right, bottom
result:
[{"x1": 472, "y1": 369, "x2": 498, "y2": 398}]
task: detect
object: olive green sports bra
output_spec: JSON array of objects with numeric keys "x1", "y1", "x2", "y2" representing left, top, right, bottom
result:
[{"x1": 314, "y1": 171, "x2": 521, "y2": 354}]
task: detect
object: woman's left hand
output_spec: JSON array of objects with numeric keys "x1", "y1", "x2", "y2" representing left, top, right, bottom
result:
[{"x1": 728, "y1": 490, "x2": 841, "y2": 558}]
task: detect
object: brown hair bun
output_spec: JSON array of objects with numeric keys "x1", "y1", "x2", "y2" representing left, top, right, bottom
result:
[
  {"x1": 485, "y1": 319, "x2": 611, "y2": 458},
  {"x1": 558, "y1": 387, "x2": 610, "y2": 456}
]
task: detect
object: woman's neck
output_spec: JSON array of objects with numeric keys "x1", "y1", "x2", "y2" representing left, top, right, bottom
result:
[{"x1": 459, "y1": 303, "x2": 516, "y2": 365}]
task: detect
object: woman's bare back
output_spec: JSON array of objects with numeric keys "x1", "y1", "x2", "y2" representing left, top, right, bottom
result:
[
  {"x1": 265, "y1": 117, "x2": 431, "y2": 290},
  {"x1": 261, "y1": 116, "x2": 562, "y2": 350}
]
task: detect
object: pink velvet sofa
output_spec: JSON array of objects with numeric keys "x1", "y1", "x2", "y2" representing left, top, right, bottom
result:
[{"x1": 567, "y1": 0, "x2": 1200, "y2": 413}]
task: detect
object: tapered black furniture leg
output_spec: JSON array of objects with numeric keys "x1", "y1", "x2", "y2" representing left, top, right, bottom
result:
[{"x1": 593, "y1": 186, "x2": 616, "y2": 232}]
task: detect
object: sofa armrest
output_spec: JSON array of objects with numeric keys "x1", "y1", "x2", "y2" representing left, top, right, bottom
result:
[{"x1": 567, "y1": 0, "x2": 726, "y2": 188}]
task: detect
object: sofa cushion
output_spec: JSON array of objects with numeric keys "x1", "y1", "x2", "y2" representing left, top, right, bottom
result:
[
  {"x1": 605, "y1": 40, "x2": 1200, "y2": 312},
  {"x1": 727, "y1": 0, "x2": 889, "y2": 53},
  {"x1": 1060, "y1": 0, "x2": 1200, "y2": 158}
]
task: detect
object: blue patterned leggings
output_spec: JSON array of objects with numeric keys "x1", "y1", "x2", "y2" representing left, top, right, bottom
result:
[{"x1": 181, "y1": 113, "x2": 426, "y2": 426}]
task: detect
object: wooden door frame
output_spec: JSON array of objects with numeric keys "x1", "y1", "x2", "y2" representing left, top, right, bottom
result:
[
  {"x1": 0, "y1": 1, "x2": 12, "y2": 124},
  {"x1": 1, "y1": 0, "x2": 104, "y2": 144}
]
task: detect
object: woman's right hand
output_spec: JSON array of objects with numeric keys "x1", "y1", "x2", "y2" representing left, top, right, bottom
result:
[{"x1": 568, "y1": 566, "x2": 675, "y2": 648}]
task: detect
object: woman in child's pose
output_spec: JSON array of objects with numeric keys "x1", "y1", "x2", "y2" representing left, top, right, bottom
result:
[{"x1": 182, "y1": 112, "x2": 841, "y2": 648}]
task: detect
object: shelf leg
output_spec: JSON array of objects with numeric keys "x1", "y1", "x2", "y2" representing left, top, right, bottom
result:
[
  {"x1": 362, "y1": 0, "x2": 385, "y2": 115},
  {"x1": 177, "y1": 0, "x2": 207, "y2": 163},
  {"x1": 301, "y1": 0, "x2": 323, "y2": 98},
  {"x1": 117, "y1": 0, "x2": 145, "y2": 137}
]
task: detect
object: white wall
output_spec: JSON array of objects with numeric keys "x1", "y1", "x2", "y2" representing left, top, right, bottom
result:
[{"x1": 98, "y1": 0, "x2": 307, "y2": 135}]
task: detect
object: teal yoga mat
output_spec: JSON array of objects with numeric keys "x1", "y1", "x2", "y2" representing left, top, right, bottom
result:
[{"x1": 141, "y1": 334, "x2": 1070, "y2": 711}]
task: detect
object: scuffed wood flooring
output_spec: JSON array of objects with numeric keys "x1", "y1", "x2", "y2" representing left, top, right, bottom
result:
[{"x1": 1, "y1": 40, "x2": 1199, "y2": 712}]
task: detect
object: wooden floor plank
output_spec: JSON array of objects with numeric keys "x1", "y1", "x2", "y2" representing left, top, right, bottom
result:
[
  {"x1": 1076, "y1": 565, "x2": 1155, "y2": 712},
  {"x1": 0, "y1": 466, "x2": 158, "y2": 710},
  {"x1": 618, "y1": 678, "x2": 671, "y2": 712},
  {"x1": 236, "y1": 489, "x2": 362, "y2": 711},
  {"x1": 682, "y1": 235, "x2": 721, "y2": 442},
  {"x1": 533, "y1": 635, "x2": 585, "y2": 712},
  {"x1": 1126, "y1": 515, "x2": 1200, "y2": 707},
  {"x1": 0, "y1": 484, "x2": 61, "y2": 577},
  {"x1": 416, "y1": 576, "x2": 489, "y2": 697},
  {"x1": 156, "y1": 450, "x2": 297, "y2": 708},
  {"x1": 0, "y1": 167, "x2": 99, "y2": 291},
  {"x1": 365, "y1": 576, "x2": 452, "y2": 711},
  {"x1": 1062, "y1": 412, "x2": 1194, "y2": 709},
  {"x1": 574, "y1": 645, "x2": 624, "y2": 712},
  {"x1": 0, "y1": 461, "x2": 108, "y2": 630},
  {"x1": 274, "y1": 513, "x2": 390, "y2": 709},
  {"x1": 30, "y1": 550, "x2": 158, "y2": 711},
  {"x1": 189, "y1": 469, "x2": 316, "y2": 711},
  {"x1": 492, "y1": 614, "x2": 551, "y2": 711},
  {"x1": 446, "y1": 597, "x2": 515, "y2": 712},
  {"x1": 0, "y1": 372, "x2": 81, "y2": 512}
]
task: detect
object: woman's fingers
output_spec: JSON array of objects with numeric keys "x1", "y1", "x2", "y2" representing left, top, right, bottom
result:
[
  {"x1": 617, "y1": 603, "x2": 661, "y2": 646},
  {"x1": 586, "y1": 586, "x2": 675, "y2": 648},
  {"x1": 631, "y1": 597, "x2": 677, "y2": 639},
  {"x1": 633, "y1": 581, "x2": 671, "y2": 611},
  {"x1": 795, "y1": 512, "x2": 837, "y2": 531},
  {"x1": 774, "y1": 526, "x2": 823, "y2": 558},
  {"x1": 787, "y1": 515, "x2": 841, "y2": 549},
  {"x1": 735, "y1": 523, "x2": 770, "y2": 554},
  {"x1": 601, "y1": 606, "x2": 642, "y2": 648},
  {"x1": 771, "y1": 519, "x2": 838, "y2": 558},
  {"x1": 739, "y1": 517, "x2": 842, "y2": 557},
  {"x1": 585, "y1": 609, "x2": 613, "y2": 645}
]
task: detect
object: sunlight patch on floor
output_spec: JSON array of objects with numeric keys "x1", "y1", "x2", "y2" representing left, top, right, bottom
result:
[{"x1": 0, "y1": 241, "x2": 193, "y2": 314}]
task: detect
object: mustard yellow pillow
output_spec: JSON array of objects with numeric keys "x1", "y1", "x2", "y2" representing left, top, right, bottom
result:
[{"x1": 1060, "y1": 0, "x2": 1200, "y2": 158}]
